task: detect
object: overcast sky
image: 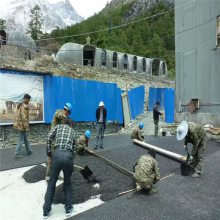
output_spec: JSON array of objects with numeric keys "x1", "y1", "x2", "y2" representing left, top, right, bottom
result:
[{"x1": 48, "y1": 0, "x2": 110, "y2": 18}]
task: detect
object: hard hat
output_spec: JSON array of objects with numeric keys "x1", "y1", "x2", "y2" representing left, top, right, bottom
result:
[
  {"x1": 176, "y1": 121, "x2": 188, "y2": 141},
  {"x1": 64, "y1": 103, "x2": 72, "y2": 112},
  {"x1": 139, "y1": 122, "x2": 144, "y2": 129},
  {"x1": 99, "y1": 101, "x2": 104, "y2": 107},
  {"x1": 85, "y1": 130, "x2": 91, "y2": 138}
]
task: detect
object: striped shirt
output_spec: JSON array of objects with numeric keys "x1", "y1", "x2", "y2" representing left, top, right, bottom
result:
[{"x1": 47, "y1": 124, "x2": 75, "y2": 156}]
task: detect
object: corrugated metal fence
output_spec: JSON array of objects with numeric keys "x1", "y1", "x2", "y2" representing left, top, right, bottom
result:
[
  {"x1": 0, "y1": 69, "x2": 145, "y2": 125},
  {"x1": 148, "y1": 87, "x2": 175, "y2": 123},
  {"x1": 44, "y1": 75, "x2": 125, "y2": 123},
  {"x1": 128, "y1": 86, "x2": 145, "y2": 120}
]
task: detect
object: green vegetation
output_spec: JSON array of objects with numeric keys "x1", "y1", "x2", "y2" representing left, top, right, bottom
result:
[
  {"x1": 27, "y1": 5, "x2": 44, "y2": 40},
  {"x1": 49, "y1": 1, "x2": 175, "y2": 77}
]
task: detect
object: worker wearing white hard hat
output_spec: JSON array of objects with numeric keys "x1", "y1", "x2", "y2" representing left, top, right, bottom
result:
[
  {"x1": 176, "y1": 120, "x2": 206, "y2": 178},
  {"x1": 94, "y1": 101, "x2": 107, "y2": 149}
]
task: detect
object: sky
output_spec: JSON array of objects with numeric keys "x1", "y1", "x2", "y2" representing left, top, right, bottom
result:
[{"x1": 48, "y1": 0, "x2": 110, "y2": 18}]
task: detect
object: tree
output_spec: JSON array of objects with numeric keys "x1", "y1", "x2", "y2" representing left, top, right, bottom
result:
[{"x1": 27, "y1": 5, "x2": 44, "y2": 40}]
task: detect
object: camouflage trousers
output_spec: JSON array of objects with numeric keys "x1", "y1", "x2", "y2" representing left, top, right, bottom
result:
[
  {"x1": 76, "y1": 145, "x2": 87, "y2": 155},
  {"x1": 190, "y1": 145, "x2": 205, "y2": 174},
  {"x1": 154, "y1": 120, "x2": 159, "y2": 136}
]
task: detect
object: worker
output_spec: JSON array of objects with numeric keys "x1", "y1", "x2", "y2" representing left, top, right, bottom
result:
[
  {"x1": 133, "y1": 149, "x2": 160, "y2": 194},
  {"x1": 76, "y1": 130, "x2": 91, "y2": 155},
  {"x1": 51, "y1": 103, "x2": 72, "y2": 128},
  {"x1": 43, "y1": 118, "x2": 75, "y2": 219},
  {"x1": 153, "y1": 101, "x2": 163, "y2": 137},
  {"x1": 176, "y1": 120, "x2": 206, "y2": 178},
  {"x1": 94, "y1": 101, "x2": 107, "y2": 149},
  {"x1": 14, "y1": 94, "x2": 32, "y2": 158},
  {"x1": 131, "y1": 122, "x2": 144, "y2": 141},
  {"x1": 45, "y1": 103, "x2": 72, "y2": 181}
]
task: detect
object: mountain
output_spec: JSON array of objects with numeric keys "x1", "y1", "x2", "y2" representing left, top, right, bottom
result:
[
  {"x1": 104, "y1": 0, "x2": 173, "y2": 20},
  {"x1": 0, "y1": 0, "x2": 83, "y2": 33}
]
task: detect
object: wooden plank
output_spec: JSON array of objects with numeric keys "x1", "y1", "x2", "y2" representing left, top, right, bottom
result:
[{"x1": 121, "y1": 92, "x2": 131, "y2": 127}]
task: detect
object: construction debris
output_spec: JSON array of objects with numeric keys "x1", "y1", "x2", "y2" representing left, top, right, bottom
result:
[
  {"x1": 22, "y1": 165, "x2": 46, "y2": 183},
  {"x1": 204, "y1": 124, "x2": 220, "y2": 142}
]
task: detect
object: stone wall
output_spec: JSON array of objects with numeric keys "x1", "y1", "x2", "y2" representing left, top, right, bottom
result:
[{"x1": 0, "y1": 122, "x2": 121, "y2": 149}]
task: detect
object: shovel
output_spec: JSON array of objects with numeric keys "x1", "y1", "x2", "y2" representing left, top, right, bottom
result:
[
  {"x1": 74, "y1": 164, "x2": 93, "y2": 180},
  {"x1": 56, "y1": 164, "x2": 94, "y2": 189}
]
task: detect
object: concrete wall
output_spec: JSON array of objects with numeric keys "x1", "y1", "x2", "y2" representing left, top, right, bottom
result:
[
  {"x1": 56, "y1": 43, "x2": 83, "y2": 65},
  {"x1": 175, "y1": 0, "x2": 220, "y2": 124}
]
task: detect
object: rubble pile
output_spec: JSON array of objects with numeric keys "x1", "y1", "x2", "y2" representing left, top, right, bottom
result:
[
  {"x1": 0, "y1": 48, "x2": 174, "y2": 91},
  {"x1": 204, "y1": 125, "x2": 220, "y2": 143}
]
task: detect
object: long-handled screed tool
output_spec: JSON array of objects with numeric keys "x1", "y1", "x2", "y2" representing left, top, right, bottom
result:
[
  {"x1": 118, "y1": 173, "x2": 175, "y2": 196},
  {"x1": 84, "y1": 148, "x2": 134, "y2": 177}
]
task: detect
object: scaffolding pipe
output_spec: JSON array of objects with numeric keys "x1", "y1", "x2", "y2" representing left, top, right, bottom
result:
[{"x1": 133, "y1": 139, "x2": 186, "y2": 163}]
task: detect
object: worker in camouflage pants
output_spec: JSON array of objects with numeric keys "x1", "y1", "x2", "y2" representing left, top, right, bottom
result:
[
  {"x1": 176, "y1": 121, "x2": 206, "y2": 178},
  {"x1": 45, "y1": 103, "x2": 72, "y2": 181},
  {"x1": 131, "y1": 122, "x2": 145, "y2": 141},
  {"x1": 76, "y1": 130, "x2": 91, "y2": 155},
  {"x1": 133, "y1": 149, "x2": 160, "y2": 194}
]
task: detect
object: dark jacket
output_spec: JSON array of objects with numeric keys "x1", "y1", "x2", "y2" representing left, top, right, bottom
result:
[
  {"x1": 153, "y1": 106, "x2": 162, "y2": 120},
  {"x1": 96, "y1": 107, "x2": 107, "y2": 124}
]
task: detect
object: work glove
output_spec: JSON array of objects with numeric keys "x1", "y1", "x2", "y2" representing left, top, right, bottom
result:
[
  {"x1": 136, "y1": 185, "x2": 141, "y2": 191},
  {"x1": 187, "y1": 155, "x2": 193, "y2": 165}
]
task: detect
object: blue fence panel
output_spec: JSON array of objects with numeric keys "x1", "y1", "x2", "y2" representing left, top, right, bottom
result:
[
  {"x1": 148, "y1": 87, "x2": 174, "y2": 123},
  {"x1": 128, "y1": 86, "x2": 145, "y2": 120},
  {"x1": 148, "y1": 87, "x2": 165, "y2": 111},
  {"x1": 1, "y1": 69, "x2": 139, "y2": 125},
  {"x1": 44, "y1": 75, "x2": 124, "y2": 123},
  {"x1": 164, "y1": 88, "x2": 175, "y2": 123}
]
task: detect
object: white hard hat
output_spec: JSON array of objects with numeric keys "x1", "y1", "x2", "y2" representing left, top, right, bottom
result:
[
  {"x1": 176, "y1": 120, "x2": 188, "y2": 141},
  {"x1": 98, "y1": 101, "x2": 104, "y2": 106}
]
